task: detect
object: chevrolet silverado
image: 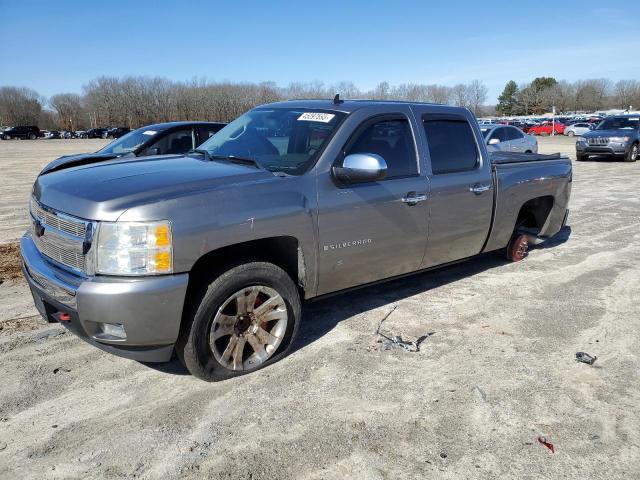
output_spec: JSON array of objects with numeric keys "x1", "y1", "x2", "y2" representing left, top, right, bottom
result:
[{"x1": 21, "y1": 99, "x2": 572, "y2": 381}]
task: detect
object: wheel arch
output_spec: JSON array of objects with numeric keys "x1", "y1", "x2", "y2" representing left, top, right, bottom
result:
[
  {"x1": 187, "y1": 235, "x2": 306, "y2": 297},
  {"x1": 514, "y1": 195, "x2": 555, "y2": 234}
]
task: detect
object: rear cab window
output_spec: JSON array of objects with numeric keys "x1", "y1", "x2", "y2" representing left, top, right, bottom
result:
[{"x1": 422, "y1": 115, "x2": 479, "y2": 174}]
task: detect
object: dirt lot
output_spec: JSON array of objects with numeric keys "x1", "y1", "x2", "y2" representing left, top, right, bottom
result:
[{"x1": 1, "y1": 136, "x2": 639, "y2": 479}]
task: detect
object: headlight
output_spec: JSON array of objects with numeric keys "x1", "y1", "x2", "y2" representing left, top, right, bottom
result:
[
  {"x1": 609, "y1": 136, "x2": 630, "y2": 143},
  {"x1": 95, "y1": 221, "x2": 173, "y2": 275}
]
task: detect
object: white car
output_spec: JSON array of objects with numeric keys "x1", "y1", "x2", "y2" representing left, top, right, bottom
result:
[
  {"x1": 564, "y1": 123, "x2": 593, "y2": 137},
  {"x1": 480, "y1": 125, "x2": 538, "y2": 153}
]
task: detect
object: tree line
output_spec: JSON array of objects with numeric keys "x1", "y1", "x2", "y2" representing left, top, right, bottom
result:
[
  {"x1": 496, "y1": 77, "x2": 640, "y2": 116},
  {"x1": 0, "y1": 77, "x2": 489, "y2": 130},
  {"x1": 2, "y1": 75, "x2": 639, "y2": 130}
]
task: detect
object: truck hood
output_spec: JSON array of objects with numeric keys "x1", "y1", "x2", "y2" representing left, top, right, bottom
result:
[
  {"x1": 40, "y1": 152, "x2": 125, "y2": 175},
  {"x1": 583, "y1": 129, "x2": 636, "y2": 138},
  {"x1": 34, "y1": 154, "x2": 275, "y2": 221}
]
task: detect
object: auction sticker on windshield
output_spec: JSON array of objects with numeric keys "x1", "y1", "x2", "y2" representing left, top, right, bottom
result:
[
  {"x1": 298, "y1": 112, "x2": 335, "y2": 123},
  {"x1": 143, "y1": 130, "x2": 157, "y2": 136}
]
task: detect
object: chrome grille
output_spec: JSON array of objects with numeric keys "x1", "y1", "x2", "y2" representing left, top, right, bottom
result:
[
  {"x1": 32, "y1": 232, "x2": 85, "y2": 271},
  {"x1": 588, "y1": 137, "x2": 609, "y2": 145},
  {"x1": 31, "y1": 200, "x2": 86, "y2": 237},
  {"x1": 30, "y1": 198, "x2": 90, "y2": 273}
]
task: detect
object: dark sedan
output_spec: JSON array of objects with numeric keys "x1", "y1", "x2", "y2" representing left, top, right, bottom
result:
[{"x1": 41, "y1": 121, "x2": 226, "y2": 174}]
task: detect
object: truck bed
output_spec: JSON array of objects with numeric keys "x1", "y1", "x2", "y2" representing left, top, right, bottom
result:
[{"x1": 490, "y1": 151, "x2": 564, "y2": 164}]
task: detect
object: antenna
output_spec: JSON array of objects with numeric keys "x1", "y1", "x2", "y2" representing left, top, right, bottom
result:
[{"x1": 333, "y1": 93, "x2": 343, "y2": 104}]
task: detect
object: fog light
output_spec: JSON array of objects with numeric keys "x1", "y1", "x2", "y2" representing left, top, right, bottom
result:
[{"x1": 99, "y1": 323, "x2": 127, "y2": 339}]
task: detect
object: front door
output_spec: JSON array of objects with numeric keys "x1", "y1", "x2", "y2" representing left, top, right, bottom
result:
[{"x1": 316, "y1": 113, "x2": 429, "y2": 295}]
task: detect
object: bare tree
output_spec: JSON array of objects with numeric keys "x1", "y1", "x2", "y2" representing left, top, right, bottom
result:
[
  {"x1": 0, "y1": 87, "x2": 43, "y2": 125},
  {"x1": 49, "y1": 93, "x2": 85, "y2": 130},
  {"x1": 614, "y1": 80, "x2": 640, "y2": 110},
  {"x1": 467, "y1": 80, "x2": 488, "y2": 115}
]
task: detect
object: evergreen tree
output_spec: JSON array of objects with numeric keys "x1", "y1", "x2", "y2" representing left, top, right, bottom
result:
[{"x1": 496, "y1": 81, "x2": 518, "y2": 115}]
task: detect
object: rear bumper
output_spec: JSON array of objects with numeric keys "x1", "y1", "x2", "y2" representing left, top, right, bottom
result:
[{"x1": 21, "y1": 233, "x2": 189, "y2": 362}]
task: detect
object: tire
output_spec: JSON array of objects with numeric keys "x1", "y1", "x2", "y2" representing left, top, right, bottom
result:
[
  {"x1": 525, "y1": 150, "x2": 532, "y2": 154},
  {"x1": 178, "y1": 261, "x2": 301, "y2": 381},
  {"x1": 506, "y1": 234, "x2": 529, "y2": 262},
  {"x1": 541, "y1": 132, "x2": 549, "y2": 137},
  {"x1": 29, "y1": 133, "x2": 36, "y2": 140},
  {"x1": 567, "y1": 131, "x2": 575, "y2": 137},
  {"x1": 3, "y1": 135, "x2": 9, "y2": 140},
  {"x1": 576, "y1": 154, "x2": 588, "y2": 161},
  {"x1": 624, "y1": 143, "x2": 638, "y2": 162}
]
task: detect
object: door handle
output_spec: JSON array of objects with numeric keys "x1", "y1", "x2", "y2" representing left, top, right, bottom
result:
[
  {"x1": 469, "y1": 184, "x2": 491, "y2": 194},
  {"x1": 401, "y1": 193, "x2": 428, "y2": 205}
]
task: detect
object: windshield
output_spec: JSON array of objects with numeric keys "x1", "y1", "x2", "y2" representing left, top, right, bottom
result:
[
  {"x1": 197, "y1": 108, "x2": 346, "y2": 175},
  {"x1": 596, "y1": 117, "x2": 639, "y2": 130},
  {"x1": 97, "y1": 128, "x2": 157, "y2": 154}
]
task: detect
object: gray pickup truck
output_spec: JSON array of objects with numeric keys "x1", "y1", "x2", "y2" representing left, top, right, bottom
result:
[
  {"x1": 21, "y1": 99, "x2": 572, "y2": 381},
  {"x1": 576, "y1": 115, "x2": 640, "y2": 162}
]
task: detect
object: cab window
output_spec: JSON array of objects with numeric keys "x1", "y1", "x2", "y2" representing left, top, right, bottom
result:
[
  {"x1": 422, "y1": 117, "x2": 479, "y2": 174},
  {"x1": 345, "y1": 118, "x2": 418, "y2": 178}
]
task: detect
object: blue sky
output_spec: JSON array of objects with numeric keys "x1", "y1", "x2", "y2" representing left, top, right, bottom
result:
[{"x1": 1, "y1": 0, "x2": 638, "y2": 103}]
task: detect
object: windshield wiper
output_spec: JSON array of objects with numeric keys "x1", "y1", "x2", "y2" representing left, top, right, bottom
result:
[
  {"x1": 188, "y1": 148, "x2": 212, "y2": 161},
  {"x1": 210, "y1": 154, "x2": 263, "y2": 169}
]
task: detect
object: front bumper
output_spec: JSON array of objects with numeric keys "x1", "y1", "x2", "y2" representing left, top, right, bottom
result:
[
  {"x1": 21, "y1": 233, "x2": 189, "y2": 362},
  {"x1": 576, "y1": 142, "x2": 630, "y2": 157}
]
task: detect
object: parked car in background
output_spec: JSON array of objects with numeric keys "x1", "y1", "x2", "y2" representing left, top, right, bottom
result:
[
  {"x1": 528, "y1": 122, "x2": 565, "y2": 136},
  {"x1": 41, "y1": 121, "x2": 227, "y2": 174},
  {"x1": 75, "y1": 130, "x2": 86, "y2": 138},
  {"x1": 48, "y1": 131, "x2": 62, "y2": 139},
  {"x1": 104, "y1": 127, "x2": 131, "y2": 139},
  {"x1": 1, "y1": 125, "x2": 42, "y2": 140},
  {"x1": 564, "y1": 123, "x2": 593, "y2": 137},
  {"x1": 84, "y1": 128, "x2": 109, "y2": 138},
  {"x1": 576, "y1": 115, "x2": 640, "y2": 162},
  {"x1": 481, "y1": 124, "x2": 538, "y2": 153},
  {"x1": 40, "y1": 130, "x2": 51, "y2": 138}
]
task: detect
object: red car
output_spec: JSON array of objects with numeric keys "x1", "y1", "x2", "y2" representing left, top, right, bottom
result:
[{"x1": 528, "y1": 122, "x2": 565, "y2": 136}]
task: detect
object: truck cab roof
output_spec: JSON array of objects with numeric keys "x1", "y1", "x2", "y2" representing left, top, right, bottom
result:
[{"x1": 262, "y1": 99, "x2": 448, "y2": 114}]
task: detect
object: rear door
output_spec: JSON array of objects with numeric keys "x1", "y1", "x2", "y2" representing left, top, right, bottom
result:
[
  {"x1": 315, "y1": 109, "x2": 430, "y2": 294},
  {"x1": 412, "y1": 108, "x2": 494, "y2": 267}
]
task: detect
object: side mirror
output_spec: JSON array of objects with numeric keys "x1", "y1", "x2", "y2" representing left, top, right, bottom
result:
[
  {"x1": 333, "y1": 153, "x2": 387, "y2": 184},
  {"x1": 488, "y1": 138, "x2": 500, "y2": 145}
]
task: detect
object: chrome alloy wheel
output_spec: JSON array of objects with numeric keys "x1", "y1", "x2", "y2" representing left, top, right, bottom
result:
[{"x1": 209, "y1": 286, "x2": 288, "y2": 371}]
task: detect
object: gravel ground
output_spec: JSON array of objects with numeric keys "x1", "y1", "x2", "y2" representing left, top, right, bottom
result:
[{"x1": 1, "y1": 136, "x2": 639, "y2": 479}]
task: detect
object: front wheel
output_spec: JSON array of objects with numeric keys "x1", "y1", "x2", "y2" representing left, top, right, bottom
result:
[
  {"x1": 624, "y1": 143, "x2": 638, "y2": 162},
  {"x1": 178, "y1": 262, "x2": 301, "y2": 381},
  {"x1": 567, "y1": 131, "x2": 575, "y2": 137},
  {"x1": 576, "y1": 154, "x2": 588, "y2": 161}
]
